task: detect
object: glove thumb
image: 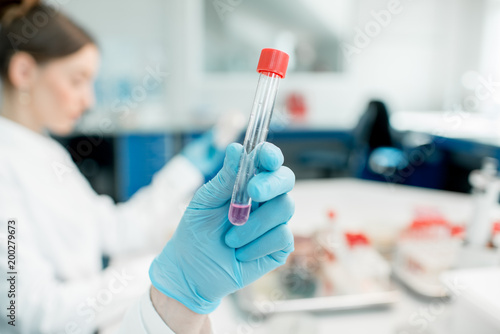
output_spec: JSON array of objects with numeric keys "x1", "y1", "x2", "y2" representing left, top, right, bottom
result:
[{"x1": 189, "y1": 143, "x2": 243, "y2": 209}]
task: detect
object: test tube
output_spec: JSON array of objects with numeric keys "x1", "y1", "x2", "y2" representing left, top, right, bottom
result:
[{"x1": 228, "y1": 48, "x2": 289, "y2": 226}]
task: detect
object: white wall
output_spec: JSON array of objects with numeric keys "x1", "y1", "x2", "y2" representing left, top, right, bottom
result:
[
  {"x1": 61, "y1": 0, "x2": 488, "y2": 131},
  {"x1": 62, "y1": 0, "x2": 168, "y2": 75},
  {"x1": 176, "y1": 0, "x2": 488, "y2": 129},
  {"x1": 349, "y1": 0, "x2": 485, "y2": 114},
  {"x1": 477, "y1": 0, "x2": 500, "y2": 115}
]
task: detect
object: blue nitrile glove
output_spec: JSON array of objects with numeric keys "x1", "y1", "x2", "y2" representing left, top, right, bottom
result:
[
  {"x1": 149, "y1": 142, "x2": 295, "y2": 314},
  {"x1": 182, "y1": 130, "x2": 226, "y2": 179}
]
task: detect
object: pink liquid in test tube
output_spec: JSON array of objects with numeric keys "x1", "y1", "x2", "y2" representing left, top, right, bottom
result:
[{"x1": 228, "y1": 203, "x2": 251, "y2": 226}]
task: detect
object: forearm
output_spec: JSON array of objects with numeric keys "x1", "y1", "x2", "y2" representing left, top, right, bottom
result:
[
  {"x1": 100, "y1": 155, "x2": 204, "y2": 256},
  {"x1": 150, "y1": 286, "x2": 212, "y2": 334}
]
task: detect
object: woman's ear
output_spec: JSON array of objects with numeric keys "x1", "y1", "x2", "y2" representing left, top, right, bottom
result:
[{"x1": 8, "y1": 52, "x2": 38, "y2": 90}]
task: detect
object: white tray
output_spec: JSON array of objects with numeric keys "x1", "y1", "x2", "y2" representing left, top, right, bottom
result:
[{"x1": 233, "y1": 287, "x2": 400, "y2": 314}]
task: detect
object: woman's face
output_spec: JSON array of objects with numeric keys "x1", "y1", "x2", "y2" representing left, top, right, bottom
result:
[{"x1": 30, "y1": 44, "x2": 99, "y2": 135}]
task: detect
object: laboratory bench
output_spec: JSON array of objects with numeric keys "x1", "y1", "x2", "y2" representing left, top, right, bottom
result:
[
  {"x1": 211, "y1": 179, "x2": 498, "y2": 334},
  {"x1": 100, "y1": 178, "x2": 499, "y2": 334}
]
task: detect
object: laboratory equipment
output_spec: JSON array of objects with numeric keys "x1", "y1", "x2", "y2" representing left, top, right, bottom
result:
[
  {"x1": 491, "y1": 222, "x2": 500, "y2": 264},
  {"x1": 342, "y1": 232, "x2": 391, "y2": 293},
  {"x1": 280, "y1": 235, "x2": 320, "y2": 298},
  {"x1": 229, "y1": 48, "x2": 289, "y2": 225},
  {"x1": 468, "y1": 157, "x2": 500, "y2": 246},
  {"x1": 233, "y1": 228, "x2": 398, "y2": 315},
  {"x1": 393, "y1": 210, "x2": 464, "y2": 297}
]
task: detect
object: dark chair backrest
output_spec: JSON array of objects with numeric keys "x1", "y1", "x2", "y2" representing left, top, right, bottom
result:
[{"x1": 353, "y1": 100, "x2": 393, "y2": 150}]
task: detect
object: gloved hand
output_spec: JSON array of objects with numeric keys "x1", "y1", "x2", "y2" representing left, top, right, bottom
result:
[
  {"x1": 181, "y1": 130, "x2": 226, "y2": 179},
  {"x1": 150, "y1": 142, "x2": 295, "y2": 314}
]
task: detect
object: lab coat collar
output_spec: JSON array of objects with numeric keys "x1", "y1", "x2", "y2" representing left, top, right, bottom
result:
[{"x1": 0, "y1": 115, "x2": 60, "y2": 152}]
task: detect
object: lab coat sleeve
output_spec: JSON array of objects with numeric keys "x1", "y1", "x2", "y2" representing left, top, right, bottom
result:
[
  {"x1": 118, "y1": 290, "x2": 217, "y2": 334},
  {"x1": 117, "y1": 291, "x2": 176, "y2": 334},
  {"x1": 95, "y1": 155, "x2": 205, "y2": 256},
  {"x1": 0, "y1": 166, "x2": 140, "y2": 333}
]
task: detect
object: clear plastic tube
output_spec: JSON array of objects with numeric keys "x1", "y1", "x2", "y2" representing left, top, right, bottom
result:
[
  {"x1": 229, "y1": 72, "x2": 281, "y2": 225},
  {"x1": 228, "y1": 72, "x2": 282, "y2": 225},
  {"x1": 228, "y1": 48, "x2": 289, "y2": 226}
]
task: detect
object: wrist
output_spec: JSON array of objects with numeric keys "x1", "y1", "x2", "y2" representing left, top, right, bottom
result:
[
  {"x1": 150, "y1": 285, "x2": 212, "y2": 334},
  {"x1": 149, "y1": 254, "x2": 222, "y2": 314}
]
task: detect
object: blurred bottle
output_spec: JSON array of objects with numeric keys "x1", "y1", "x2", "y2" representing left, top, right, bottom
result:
[
  {"x1": 343, "y1": 232, "x2": 391, "y2": 293},
  {"x1": 493, "y1": 223, "x2": 500, "y2": 265},
  {"x1": 489, "y1": 221, "x2": 500, "y2": 248},
  {"x1": 468, "y1": 157, "x2": 499, "y2": 247},
  {"x1": 316, "y1": 209, "x2": 342, "y2": 257},
  {"x1": 315, "y1": 209, "x2": 348, "y2": 295}
]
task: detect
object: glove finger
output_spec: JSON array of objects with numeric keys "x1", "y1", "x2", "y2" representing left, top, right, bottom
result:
[
  {"x1": 257, "y1": 142, "x2": 284, "y2": 172},
  {"x1": 225, "y1": 194, "x2": 295, "y2": 248},
  {"x1": 235, "y1": 223, "x2": 294, "y2": 262},
  {"x1": 239, "y1": 244, "x2": 294, "y2": 285},
  {"x1": 189, "y1": 143, "x2": 243, "y2": 209},
  {"x1": 247, "y1": 166, "x2": 295, "y2": 203}
]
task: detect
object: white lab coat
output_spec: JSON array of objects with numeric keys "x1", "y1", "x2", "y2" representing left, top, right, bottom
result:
[{"x1": 0, "y1": 116, "x2": 204, "y2": 333}]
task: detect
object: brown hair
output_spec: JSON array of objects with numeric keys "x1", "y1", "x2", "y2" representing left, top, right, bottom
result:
[{"x1": 0, "y1": 0, "x2": 95, "y2": 85}]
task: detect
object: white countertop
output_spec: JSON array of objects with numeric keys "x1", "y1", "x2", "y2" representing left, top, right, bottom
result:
[
  {"x1": 391, "y1": 110, "x2": 500, "y2": 147},
  {"x1": 288, "y1": 178, "x2": 473, "y2": 236}
]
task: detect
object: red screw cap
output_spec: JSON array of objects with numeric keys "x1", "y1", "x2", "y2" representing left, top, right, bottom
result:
[{"x1": 257, "y1": 48, "x2": 289, "y2": 79}]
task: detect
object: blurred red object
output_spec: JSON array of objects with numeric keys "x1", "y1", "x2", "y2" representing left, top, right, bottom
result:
[
  {"x1": 493, "y1": 222, "x2": 500, "y2": 234},
  {"x1": 401, "y1": 208, "x2": 464, "y2": 240},
  {"x1": 285, "y1": 92, "x2": 307, "y2": 122},
  {"x1": 345, "y1": 232, "x2": 370, "y2": 248}
]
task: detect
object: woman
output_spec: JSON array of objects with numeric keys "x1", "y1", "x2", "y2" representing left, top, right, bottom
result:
[{"x1": 0, "y1": 1, "x2": 295, "y2": 333}]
